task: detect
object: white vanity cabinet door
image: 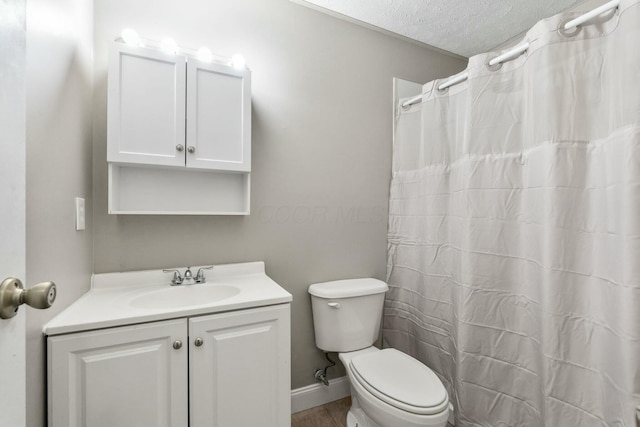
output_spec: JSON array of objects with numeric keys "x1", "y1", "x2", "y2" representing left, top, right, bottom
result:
[
  {"x1": 48, "y1": 319, "x2": 188, "y2": 427},
  {"x1": 107, "y1": 42, "x2": 186, "y2": 167},
  {"x1": 186, "y1": 60, "x2": 251, "y2": 172},
  {"x1": 189, "y1": 304, "x2": 291, "y2": 427}
]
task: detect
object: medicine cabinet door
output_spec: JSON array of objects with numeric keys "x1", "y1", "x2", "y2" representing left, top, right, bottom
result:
[
  {"x1": 185, "y1": 60, "x2": 251, "y2": 172},
  {"x1": 107, "y1": 42, "x2": 186, "y2": 167}
]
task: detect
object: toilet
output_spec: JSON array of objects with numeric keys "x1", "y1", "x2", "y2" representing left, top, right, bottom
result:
[{"x1": 308, "y1": 278, "x2": 450, "y2": 427}]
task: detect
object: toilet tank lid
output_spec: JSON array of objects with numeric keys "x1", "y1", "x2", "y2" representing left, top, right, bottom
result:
[{"x1": 308, "y1": 278, "x2": 388, "y2": 298}]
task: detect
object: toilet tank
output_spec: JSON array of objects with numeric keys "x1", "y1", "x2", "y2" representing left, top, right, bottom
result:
[{"x1": 308, "y1": 278, "x2": 389, "y2": 352}]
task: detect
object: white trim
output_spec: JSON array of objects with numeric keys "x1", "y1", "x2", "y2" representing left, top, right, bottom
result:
[{"x1": 291, "y1": 376, "x2": 351, "y2": 414}]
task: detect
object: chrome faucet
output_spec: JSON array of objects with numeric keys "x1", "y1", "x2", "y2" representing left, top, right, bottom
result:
[
  {"x1": 182, "y1": 267, "x2": 195, "y2": 285},
  {"x1": 162, "y1": 266, "x2": 213, "y2": 286},
  {"x1": 162, "y1": 269, "x2": 183, "y2": 286},
  {"x1": 195, "y1": 266, "x2": 213, "y2": 283}
]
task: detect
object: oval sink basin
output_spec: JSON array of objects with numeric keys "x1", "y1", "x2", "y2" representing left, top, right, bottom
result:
[{"x1": 130, "y1": 285, "x2": 240, "y2": 309}]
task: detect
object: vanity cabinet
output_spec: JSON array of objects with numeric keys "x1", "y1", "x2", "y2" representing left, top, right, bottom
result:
[
  {"x1": 107, "y1": 41, "x2": 251, "y2": 214},
  {"x1": 189, "y1": 305, "x2": 290, "y2": 426},
  {"x1": 48, "y1": 318, "x2": 188, "y2": 427},
  {"x1": 48, "y1": 305, "x2": 290, "y2": 427}
]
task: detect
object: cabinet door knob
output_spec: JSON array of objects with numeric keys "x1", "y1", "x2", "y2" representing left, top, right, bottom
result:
[
  {"x1": 173, "y1": 340, "x2": 183, "y2": 350},
  {"x1": 187, "y1": 146, "x2": 196, "y2": 154},
  {"x1": 194, "y1": 337, "x2": 204, "y2": 347},
  {"x1": 176, "y1": 144, "x2": 184, "y2": 152}
]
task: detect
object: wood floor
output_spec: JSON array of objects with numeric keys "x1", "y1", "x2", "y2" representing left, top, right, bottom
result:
[{"x1": 291, "y1": 397, "x2": 352, "y2": 427}]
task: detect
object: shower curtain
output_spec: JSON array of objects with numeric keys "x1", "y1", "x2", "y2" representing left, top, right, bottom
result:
[{"x1": 384, "y1": 1, "x2": 640, "y2": 426}]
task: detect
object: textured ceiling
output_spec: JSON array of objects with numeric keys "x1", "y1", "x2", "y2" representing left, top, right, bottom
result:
[{"x1": 297, "y1": 0, "x2": 584, "y2": 57}]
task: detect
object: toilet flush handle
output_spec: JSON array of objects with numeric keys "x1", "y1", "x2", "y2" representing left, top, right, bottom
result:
[{"x1": 327, "y1": 301, "x2": 341, "y2": 309}]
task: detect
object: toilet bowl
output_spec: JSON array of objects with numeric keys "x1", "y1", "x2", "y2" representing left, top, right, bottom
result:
[
  {"x1": 340, "y1": 347, "x2": 449, "y2": 427},
  {"x1": 308, "y1": 278, "x2": 449, "y2": 427}
]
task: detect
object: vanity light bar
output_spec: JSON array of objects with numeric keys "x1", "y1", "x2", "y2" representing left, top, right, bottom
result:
[
  {"x1": 118, "y1": 28, "x2": 247, "y2": 69},
  {"x1": 160, "y1": 37, "x2": 178, "y2": 55},
  {"x1": 121, "y1": 28, "x2": 142, "y2": 47},
  {"x1": 197, "y1": 47, "x2": 214, "y2": 63}
]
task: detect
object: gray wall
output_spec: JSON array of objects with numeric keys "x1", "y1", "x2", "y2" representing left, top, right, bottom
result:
[
  {"x1": 92, "y1": 0, "x2": 467, "y2": 390},
  {"x1": 25, "y1": 0, "x2": 94, "y2": 426}
]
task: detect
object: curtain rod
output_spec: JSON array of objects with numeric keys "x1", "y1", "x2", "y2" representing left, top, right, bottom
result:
[
  {"x1": 401, "y1": 94, "x2": 422, "y2": 108},
  {"x1": 400, "y1": 0, "x2": 620, "y2": 109},
  {"x1": 564, "y1": 0, "x2": 619, "y2": 30}
]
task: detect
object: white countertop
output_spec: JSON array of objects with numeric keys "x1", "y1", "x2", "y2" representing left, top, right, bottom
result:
[{"x1": 44, "y1": 261, "x2": 292, "y2": 336}]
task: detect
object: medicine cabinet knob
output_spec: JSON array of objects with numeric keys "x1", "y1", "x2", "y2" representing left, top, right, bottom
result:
[
  {"x1": 173, "y1": 340, "x2": 183, "y2": 350},
  {"x1": 176, "y1": 144, "x2": 184, "y2": 152},
  {"x1": 194, "y1": 337, "x2": 204, "y2": 347},
  {"x1": 187, "y1": 146, "x2": 196, "y2": 154},
  {"x1": 0, "y1": 277, "x2": 56, "y2": 319}
]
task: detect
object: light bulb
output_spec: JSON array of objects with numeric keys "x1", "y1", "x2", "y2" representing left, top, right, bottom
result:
[
  {"x1": 121, "y1": 28, "x2": 141, "y2": 46},
  {"x1": 231, "y1": 54, "x2": 246, "y2": 70},
  {"x1": 197, "y1": 47, "x2": 213, "y2": 63},
  {"x1": 160, "y1": 37, "x2": 178, "y2": 55}
]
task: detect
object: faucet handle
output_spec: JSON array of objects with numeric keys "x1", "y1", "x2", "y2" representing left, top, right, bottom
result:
[
  {"x1": 162, "y1": 269, "x2": 183, "y2": 286},
  {"x1": 195, "y1": 266, "x2": 214, "y2": 284}
]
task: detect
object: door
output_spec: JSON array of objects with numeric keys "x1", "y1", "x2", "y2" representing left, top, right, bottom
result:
[
  {"x1": 189, "y1": 305, "x2": 291, "y2": 427},
  {"x1": 0, "y1": 1, "x2": 27, "y2": 426},
  {"x1": 48, "y1": 319, "x2": 188, "y2": 427},
  {"x1": 107, "y1": 42, "x2": 187, "y2": 167},
  {"x1": 186, "y1": 60, "x2": 251, "y2": 172}
]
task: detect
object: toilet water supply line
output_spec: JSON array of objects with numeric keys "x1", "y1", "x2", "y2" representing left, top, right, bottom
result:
[
  {"x1": 314, "y1": 352, "x2": 337, "y2": 386},
  {"x1": 400, "y1": 0, "x2": 621, "y2": 109}
]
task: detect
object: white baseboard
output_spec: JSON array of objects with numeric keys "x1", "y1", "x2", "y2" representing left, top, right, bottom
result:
[{"x1": 291, "y1": 376, "x2": 351, "y2": 414}]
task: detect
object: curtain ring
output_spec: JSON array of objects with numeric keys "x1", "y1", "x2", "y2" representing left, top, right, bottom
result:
[
  {"x1": 558, "y1": 17, "x2": 583, "y2": 37},
  {"x1": 486, "y1": 56, "x2": 503, "y2": 72},
  {"x1": 436, "y1": 83, "x2": 449, "y2": 94}
]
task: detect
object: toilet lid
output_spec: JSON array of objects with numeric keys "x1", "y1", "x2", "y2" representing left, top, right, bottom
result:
[{"x1": 349, "y1": 348, "x2": 448, "y2": 415}]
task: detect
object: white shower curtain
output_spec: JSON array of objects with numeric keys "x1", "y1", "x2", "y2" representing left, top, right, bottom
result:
[{"x1": 384, "y1": 1, "x2": 640, "y2": 426}]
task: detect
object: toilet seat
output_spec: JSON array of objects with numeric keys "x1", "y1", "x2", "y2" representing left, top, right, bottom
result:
[{"x1": 349, "y1": 348, "x2": 449, "y2": 416}]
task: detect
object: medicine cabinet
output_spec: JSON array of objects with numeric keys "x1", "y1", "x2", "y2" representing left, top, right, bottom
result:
[{"x1": 107, "y1": 41, "x2": 251, "y2": 215}]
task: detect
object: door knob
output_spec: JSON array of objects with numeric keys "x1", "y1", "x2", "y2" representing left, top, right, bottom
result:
[
  {"x1": 0, "y1": 277, "x2": 56, "y2": 319},
  {"x1": 194, "y1": 337, "x2": 204, "y2": 347},
  {"x1": 173, "y1": 340, "x2": 183, "y2": 350}
]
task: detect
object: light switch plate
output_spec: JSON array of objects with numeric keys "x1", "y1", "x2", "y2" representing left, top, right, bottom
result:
[{"x1": 75, "y1": 197, "x2": 85, "y2": 231}]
